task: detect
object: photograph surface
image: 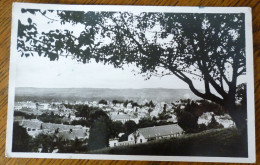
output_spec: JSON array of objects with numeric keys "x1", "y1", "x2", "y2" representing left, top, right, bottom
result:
[{"x1": 6, "y1": 3, "x2": 255, "y2": 163}]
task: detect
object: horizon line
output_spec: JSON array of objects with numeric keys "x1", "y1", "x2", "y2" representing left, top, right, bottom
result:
[{"x1": 15, "y1": 87, "x2": 194, "y2": 90}]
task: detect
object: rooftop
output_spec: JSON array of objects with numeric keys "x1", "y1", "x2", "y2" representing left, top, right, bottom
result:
[
  {"x1": 21, "y1": 120, "x2": 43, "y2": 129},
  {"x1": 20, "y1": 119, "x2": 89, "y2": 132},
  {"x1": 138, "y1": 124, "x2": 183, "y2": 139},
  {"x1": 111, "y1": 114, "x2": 130, "y2": 120},
  {"x1": 55, "y1": 129, "x2": 88, "y2": 141}
]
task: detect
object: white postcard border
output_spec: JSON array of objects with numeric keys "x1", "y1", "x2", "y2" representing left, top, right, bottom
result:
[{"x1": 6, "y1": 3, "x2": 256, "y2": 163}]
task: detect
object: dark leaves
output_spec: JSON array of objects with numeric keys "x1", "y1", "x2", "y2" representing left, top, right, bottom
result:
[
  {"x1": 17, "y1": 10, "x2": 245, "y2": 92},
  {"x1": 21, "y1": 9, "x2": 40, "y2": 15},
  {"x1": 48, "y1": 52, "x2": 59, "y2": 61},
  {"x1": 28, "y1": 18, "x2": 32, "y2": 24}
]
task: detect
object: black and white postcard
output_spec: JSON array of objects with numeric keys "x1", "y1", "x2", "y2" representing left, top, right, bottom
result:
[{"x1": 6, "y1": 3, "x2": 255, "y2": 163}]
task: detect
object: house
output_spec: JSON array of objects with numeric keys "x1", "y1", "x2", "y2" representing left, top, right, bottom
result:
[
  {"x1": 198, "y1": 112, "x2": 235, "y2": 128},
  {"x1": 14, "y1": 116, "x2": 24, "y2": 122},
  {"x1": 41, "y1": 123, "x2": 88, "y2": 133},
  {"x1": 109, "y1": 138, "x2": 135, "y2": 147},
  {"x1": 110, "y1": 114, "x2": 139, "y2": 124},
  {"x1": 126, "y1": 103, "x2": 132, "y2": 109},
  {"x1": 167, "y1": 114, "x2": 178, "y2": 123},
  {"x1": 62, "y1": 100, "x2": 69, "y2": 104},
  {"x1": 48, "y1": 104, "x2": 59, "y2": 111},
  {"x1": 98, "y1": 103, "x2": 108, "y2": 108},
  {"x1": 128, "y1": 124, "x2": 184, "y2": 144},
  {"x1": 54, "y1": 128, "x2": 89, "y2": 141},
  {"x1": 215, "y1": 114, "x2": 235, "y2": 128},
  {"x1": 110, "y1": 114, "x2": 130, "y2": 124},
  {"x1": 129, "y1": 117, "x2": 139, "y2": 124},
  {"x1": 172, "y1": 100, "x2": 182, "y2": 106},
  {"x1": 37, "y1": 103, "x2": 49, "y2": 110},
  {"x1": 14, "y1": 101, "x2": 37, "y2": 110},
  {"x1": 19, "y1": 109, "x2": 43, "y2": 115},
  {"x1": 92, "y1": 101, "x2": 98, "y2": 107},
  {"x1": 109, "y1": 139, "x2": 119, "y2": 147},
  {"x1": 18, "y1": 118, "x2": 90, "y2": 138},
  {"x1": 14, "y1": 102, "x2": 22, "y2": 110},
  {"x1": 197, "y1": 112, "x2": 214, "y2": 126},
  {"x1": 75, "y1": 101, "x2": 83, "y2": 105},
  {"x1": 117, "y1": 140, "x2": 135, "y2": 146},
  {"x1": 124, "y1": 104, "x2": 137, "y2": 113},
  {"x1": 104, "y1": 108, "x2": 112, "y2": 112},
  {"x1": 19, "y1": 119, "x2": 43, "y2": 137},
  {"x1": 23, "y1": 101, "x2": 37, "y2": 109}
]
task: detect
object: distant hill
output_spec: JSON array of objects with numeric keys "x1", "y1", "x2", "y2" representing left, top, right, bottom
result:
[{"x1": 15, "y1": 87, "x2": 200, "y2": 103}]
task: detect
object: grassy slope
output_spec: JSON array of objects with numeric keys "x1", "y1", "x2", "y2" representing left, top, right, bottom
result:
[{"x1": 88, "y1": 128, "x2": 248, "y2": 157}]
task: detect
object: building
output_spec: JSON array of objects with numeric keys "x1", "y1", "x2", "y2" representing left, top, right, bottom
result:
[
  {"x1": 19, "y1": 109, "x2": 43, "y2": 115},
  {"x1": 108, "y1": 124, "x2": 184, "y2": 148},
  {"x1": 104, "y1": 108, "x2": 112, "y2": 112},
  {"x1": 17, "y1": 118, "x2": 90, "y2": 139},
  {"x1": 197, "y1": 112, "x2": 214, "y2": 126},
  {"x1": 14, "y1": 103, "x2": 22, "y2": 110},
  {"x1": 54, "y1": 129, "x2": 89, "y2": 141},
  {"x1": 37, "y1": 103, "x2": 49, "y2": 110},
  {"x1": 15, "y1": 101, "x2": 37, "y2": 110},
  {"x1": 166, "y1": 114, "x2": 178, "y2": 123},
  {"x1": 110, "y1": 114, "x2": 131, "y2": 124},
  {"x1": 198, "y1": 112, "x2": 235, "y2": 128},
  {"x1": 14, "y1": 116, "x2": 24, "y2": 122},
  {"x1": 18, "y1": 119, "x2": 43, "y2": 137},
  {"x1": 109, "y1": 139, "x2": 119, "y2": 147},
  {"x1": 41, "y1": 123, "x2": 88, "y2": 133},
  {"x1": 109, "y1": 138, "x2": 135, "y2": 147},
  {"x1": 128, "y1": 124, "x2": 184, "y2": 144},
  {"x1": 215, "y1": 114, "x2": 235, "y2": 128},
  {"x1": 110, "y1": 114, "x2": 139, "y2": 124},
  {"x1": 129, "y1": 117, "x2": 139, "y2": 124},
  {"x1": 75, "y1": 101, "x2": 83, "y2": 105},
  {"x1": 98, "y1": 104, "x2": 108, "y2": 109}
]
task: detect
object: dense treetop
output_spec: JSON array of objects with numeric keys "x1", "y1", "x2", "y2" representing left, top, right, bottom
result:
[{"x1": 17, "y1": 9, "x2": 246, "y2": 125}]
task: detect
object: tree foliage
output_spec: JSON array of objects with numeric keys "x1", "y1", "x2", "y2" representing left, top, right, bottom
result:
[
  {"x1": 207, "y1": 115, "x2": 224, "y2": 129},
  {"x1": 12, "y1": 122, "x2": 32, "y2": 152},
  {"x1": 71, "y1": 119, "x2": 91, "y2": 127},
  {"x1": 17, "y1": 9, "x2": 246, "y2": 128},
  {"x1": 109, "y1": 121, "x2": 124, "y2": 138},
  {"x1": 38, "y1": 113, "x2": 64, "y2": 124},
  {"x1": 86, "y1": 108, "x2": 112, "y2": 151},
  {"x1": 176, "y1": 109, "x2": 198, "y2": 133},
  {"x1": 236, "y1": 83, "x2": 247, "y2": 106},
  {"x1": 32, "y1": 133, "x2": 54, "y2": 153},
  {"x1": 98, "y1": 99, "x2": 108, "y2": 105},
  {"x1": 145, "y1": 100, "x2": 155, "y2": 108},
  {"x1": 124, "y1": 120, "x2": 137, "y2": 134},
  {"x1": 112, "y1": 100, "x2": 124, "y2": 105},
  {"x1": 88, "y1": 116, "x2": 110, "y2": 151}
]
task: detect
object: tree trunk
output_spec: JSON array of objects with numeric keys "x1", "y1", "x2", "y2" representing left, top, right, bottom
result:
[
  {"x1": 223, "y1": 95, "x2": 248, "y2": 156},
  {"x1": 224, "y1": 97, "x2": 247, "y2": 132}
]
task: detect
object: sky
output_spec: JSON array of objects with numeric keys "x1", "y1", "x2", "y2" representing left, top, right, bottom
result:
[
  {"x1": 14, "y1": 10, "x2": 197, "y2": 89},
  {"x1": 15, "y1": 55, "x2": 194, "y2": 89}
]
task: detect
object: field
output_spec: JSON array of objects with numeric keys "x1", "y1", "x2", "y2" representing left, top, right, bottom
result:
[{"x1": 88, "y1": 128, "x2": 248, "y2": 157}]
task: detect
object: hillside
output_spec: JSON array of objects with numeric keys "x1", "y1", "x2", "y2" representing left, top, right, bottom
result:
[
  {"x1": 15, "y1": 87, "x2": 200, "y2": 103},
  {"x1": 88, "y1": 128, "x2": 247, "y2": 157}
]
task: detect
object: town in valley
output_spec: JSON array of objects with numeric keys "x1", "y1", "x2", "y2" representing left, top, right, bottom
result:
[{"x1": 13, "y1": 88, "x2": 237, "y2": 154}]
